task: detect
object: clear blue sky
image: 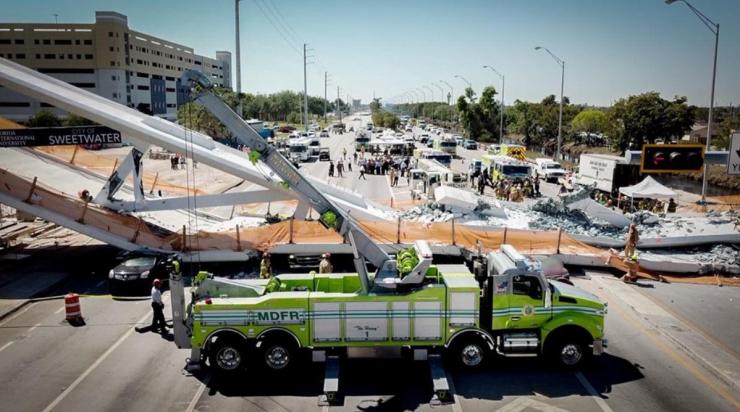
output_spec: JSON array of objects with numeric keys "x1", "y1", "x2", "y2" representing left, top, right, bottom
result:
[{"x1": 4, "y1": 0, "x2": 739, "y2": 107}]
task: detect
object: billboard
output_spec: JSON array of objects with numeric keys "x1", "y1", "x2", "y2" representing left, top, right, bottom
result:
[{"x1": 0, "y1": 126, "x2": 122, "y2": 148}]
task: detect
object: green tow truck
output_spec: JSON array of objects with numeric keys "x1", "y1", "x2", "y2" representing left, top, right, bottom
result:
[{"x1": 170, "y1": 70, "x2": 606, "y2": 404}]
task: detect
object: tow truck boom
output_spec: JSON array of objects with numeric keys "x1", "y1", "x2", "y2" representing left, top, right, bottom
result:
[{"x1": 181, "y1": 70, "x2": 399, "y2": 292}]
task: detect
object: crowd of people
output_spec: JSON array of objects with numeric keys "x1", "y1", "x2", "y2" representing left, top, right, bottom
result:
[
  {"x1": 470, "y1": 168, "x2": 541, "y2": 202},
  {"x1": 590, "y1": 192, "x2": 679, "y2": 215}
]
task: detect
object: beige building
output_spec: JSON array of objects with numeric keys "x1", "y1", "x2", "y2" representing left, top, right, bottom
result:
[{"x1": 0, "y1": 11, "x2": 231, "y2": 121}]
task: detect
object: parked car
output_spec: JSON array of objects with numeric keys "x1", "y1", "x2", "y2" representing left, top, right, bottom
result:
[
  {"x1": 319, "y1": 130, "x2": 330, "y2": 138},
  {"x1": 453, "y1": 135, "x2": 464, "y2": 146},
  {"x1": 109, "y1": 254, "x2": 169, "y2": 294},
  {"x1": 278, "y1": 126, "x2": 296, "y2": 133},
  {"x1": 463, "y1": 139, "x2": 478, "y2": 150}
]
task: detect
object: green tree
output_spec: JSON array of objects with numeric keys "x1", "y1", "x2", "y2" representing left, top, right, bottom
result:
[
  {"x1": 63, "y1": 114, "x2": 94, "y2": 126},
  {"x1": 26, "y1": 110, "x2": 62, "y2": 127},
  {"x1": 571, "y1": 110, "x2": 608, "y2": 136},
  {"x1": 286, "y1": 112, "x2": 303, "y2": 124},
  {"x1": 607, "y1": 92, "x2": 694, "y2": 152},
  {"x1": 369, "y1": 98, "x2": 382, "y2": 113}
]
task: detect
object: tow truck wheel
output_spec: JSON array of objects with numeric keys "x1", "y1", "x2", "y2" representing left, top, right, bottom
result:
[
  {"x1": 209, "y1": 337, "x2": 245, "y2": 375},
  {"x1": 450, "y1": 336, "x2": 488, "y2": 369},
  {"x1": 547, "y1": 336, "x2": 590, "y2": 369},
  {"x1": 261, "y1": 338, "x2": 295, "y2": 371}
]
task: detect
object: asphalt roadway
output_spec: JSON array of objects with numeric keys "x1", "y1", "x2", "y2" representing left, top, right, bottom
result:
[{"x1": 0, "y1": 246, "x2": 737, "y2": 412}]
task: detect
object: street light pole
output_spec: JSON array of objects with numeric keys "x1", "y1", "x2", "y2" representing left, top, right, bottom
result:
[
  {"x1": 454, "y1": 75, "x2": 472, "y2": 91},
  {"x1": 483, "y1": 65, "x2": 505, "y2": 143},
  {"x1": 665, "y1": 0, "x2": 719, "y2": 205},
  {"x1": 440, "y1": 80, "x2": 454, "y2": 105},
  {"x1": 234, "y1": 0, "x2": 242, "y2": 117},
  {"x1": 423, "y1": 85, "x2": 435, "y2": 102},
  {"x1": 535, "y1": 46, "x2": 565, "y2": 161}
]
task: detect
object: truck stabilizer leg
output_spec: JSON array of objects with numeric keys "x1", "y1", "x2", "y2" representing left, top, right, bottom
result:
[
  {"x1": 185, "y1": 348, "x2": 203, "y2": 374},
  {"x1": 429, "y1": 353, "x2": 453, "y2": 405},
  {"x1": 318, "y1": 355, "x2": 340, "y2": 406}
]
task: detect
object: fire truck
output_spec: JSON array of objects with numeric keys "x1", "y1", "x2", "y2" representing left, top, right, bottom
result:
[{"x1": 169, "y1": 70, "x2": 606, "y2": 403}]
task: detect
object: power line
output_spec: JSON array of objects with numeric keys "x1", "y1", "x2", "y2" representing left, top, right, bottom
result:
[
  {"x1": 253, "y1": 0, "x2": 301, "y2": 55},
  {"x1": 265, "y1": 0, "x2": 303, "y2": 46}
]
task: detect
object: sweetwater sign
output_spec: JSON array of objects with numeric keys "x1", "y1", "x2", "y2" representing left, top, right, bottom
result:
[{"x1": 0, "y1": 126, "x2": 122, "y2": 147}]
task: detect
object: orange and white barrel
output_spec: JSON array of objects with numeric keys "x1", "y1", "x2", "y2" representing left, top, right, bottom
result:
[{"x1": 64, "y1": 293, "x2": 82, "y2": 322}]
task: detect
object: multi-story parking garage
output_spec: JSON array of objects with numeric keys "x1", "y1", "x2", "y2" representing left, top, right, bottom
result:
[{"x1": 0, "y1": 11, "x2": 231, "y2": 121}]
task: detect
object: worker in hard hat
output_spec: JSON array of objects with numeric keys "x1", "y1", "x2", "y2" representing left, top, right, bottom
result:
[
  {"x1": 319, "y1": 253, "x2": 333, "y2": 274},
  {"x1": 148, "y1": 278, "x2": 167, "y2": 333},
  {"x1": 624, "y1": 223, "x2": 639, "y2": 258},
  {"x1": 260, "y1": 253, "x2": 272, "y2": 279}
]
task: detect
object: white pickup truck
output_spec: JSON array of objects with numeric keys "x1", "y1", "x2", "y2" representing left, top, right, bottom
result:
[{"x1": 535, "y1": 158, "x2": 567, "y2": 183}]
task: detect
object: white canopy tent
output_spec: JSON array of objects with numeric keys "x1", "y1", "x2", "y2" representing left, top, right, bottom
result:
[{"x1": 619, "y1": 176, "x2": 677, "y2": 199}]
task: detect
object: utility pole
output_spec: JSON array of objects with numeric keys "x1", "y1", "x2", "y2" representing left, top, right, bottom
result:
[
  {"x1": 234, "y1": 0, "x2": 242, "y2": 117},
  {"x1": 336, "y1": 86, "x2": 342, "y2": 123},
  {"x1": 303, "y1": 43, "x2": 308, "y2": 131},
  {"x1": 323, "y1": 71, "x2": 328, "y2": 122}
]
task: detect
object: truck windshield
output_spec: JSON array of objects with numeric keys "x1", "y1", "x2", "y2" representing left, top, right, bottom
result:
[
  {"x1": 503, "y1": 165, "x2": 530, "y2": 175},
  {"x1": 289, "y1": 146, "x2": 307, "y2": 153},
  {"x1": 425, "y1": 155, "x2": 451, "y2": 166},
  {"x1": 544, "y1": 164, "x2": 561, "y2": 170},
  {"x1": 440, "y1": 141, "x2": 456, "y2": 148}
]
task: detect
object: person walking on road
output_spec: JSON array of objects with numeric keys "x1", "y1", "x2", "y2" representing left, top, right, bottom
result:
[
  {"x1": 337, "y1": 160, "x2": 344, "y2": 177},
  {"x1": 359, "y1": 164, "x2": 367, "y2": 180},
  {"x1": 389, "y1": 168, "x2": 397, "y2": 187},
  {"x1": 328, "y1": 161, "x2": 334, "y2": 177},
  {"x1": 343, "y1": 147, "x2": 347, "y2": 160},
  {"x1": 148, "y1": 279, "x2": 167, "y2": 333}
]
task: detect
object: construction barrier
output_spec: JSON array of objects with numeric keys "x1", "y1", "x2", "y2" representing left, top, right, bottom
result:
[{"x1": 64, "y1": 293, "x2": 83, "y2": 324}]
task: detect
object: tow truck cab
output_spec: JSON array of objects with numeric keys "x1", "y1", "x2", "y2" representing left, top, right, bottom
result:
[{"x1": 482, "y1": 245, "x2": 606, "y2": 365}]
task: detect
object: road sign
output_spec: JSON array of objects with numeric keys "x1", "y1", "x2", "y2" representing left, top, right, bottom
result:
[
  {"x1": 640, "y1": 144, "x2": 704, "y2": 173},
  {"x1": 0, "y1": 126, "x2": 122, "y2": 148},
  {"x1": 728, "y1": 133, "x2": 740, "y2": 176}
]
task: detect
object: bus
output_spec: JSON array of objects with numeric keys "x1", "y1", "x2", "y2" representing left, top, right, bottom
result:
[{"x1": 434, "y1": 137, "x2": 457, "y2": 156}]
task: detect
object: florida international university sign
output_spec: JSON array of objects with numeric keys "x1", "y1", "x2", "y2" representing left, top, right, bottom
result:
[{"x1": 0, "y1": 126, "x2": 122, "y2": 148}]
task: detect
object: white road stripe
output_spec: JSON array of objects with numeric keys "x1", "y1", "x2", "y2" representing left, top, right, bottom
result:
[
  {"x1": 0, "y1": 302, "x2": 34, "y2": 327},
  {"x1": 95, "y1": 280, "x2": 106, "y2": 288},
  {"x1": 26, "y1": 323, "x2": 41, "y2": 334},
  {"x1": 41, "y1": 310, "x2": 152, "y2": 412},
  {"x1": 0, "y1": 341, "x2": 14, "y2": 353},
  {"x1": 54, "y1": 307, "x2": 65, "y2": 314},
  {"x1": 185, "y1": 374, "x2": 210, "y2": 412},
  {"x1": 575, "y1": 371, "x2": 613, "y2": 412}
]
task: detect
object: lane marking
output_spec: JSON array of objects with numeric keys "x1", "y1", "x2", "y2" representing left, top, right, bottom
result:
[
  {"x1": 0, "y1": 341, "x2": 14, "y2": 353},
  {"x1": 584, "y1": 280, "x2": 740, "y2": 409},
  {"x1": 26, "y1": 323, "x2": 41, "y2": 334},
  {"x1": 0, "y1": 302, "x2": 34, "y2": 327},
  {"x1": 54, "y1": 307, "x2": 64, "y2": 314},
  {"x1": 41, "y1": 309, "x2": 152, "y2": 412},
  {"x1": 575, "y1": 372, "x2": 613, "y2": 412},
  {"x1": 95, "y1": 280, "x2": 106, "y2": 288},
  {"x1": 185, "y1": 373, "x2": 210, "y2": 412}
]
